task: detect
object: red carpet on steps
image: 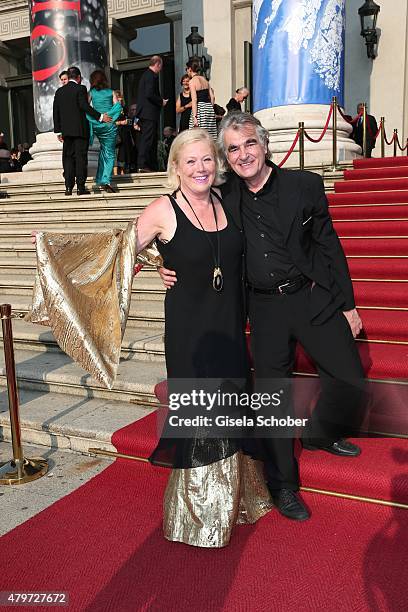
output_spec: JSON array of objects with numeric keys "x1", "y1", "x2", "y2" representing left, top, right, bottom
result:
[
  {"x1": 328, "y1": 190, "x2": 408, "y2": 204},
  {"x1": 335, "y1": 177, "x2": 408, "y2": 193},
  {"x1": 334, "y1": 220, "x2": 408, "y2": 236},
  {"x1": 344, "y1": 166, "x2": 408, "y2": 180},
  {"x1": 340, "y1": 238, "x2": 408, "y2": 256},
  {"x1": 330, "y1": 204, "x2": 408, "y2": 220},
  {"x1": 354, "y1": 156, "x2": 408, "y2": 169},
  {"x1": 1, "y1": 458, "x2": 407, "y2": 612},
  {"x1": 353, "y1": 280, "x2": 408, "y2": 307}
]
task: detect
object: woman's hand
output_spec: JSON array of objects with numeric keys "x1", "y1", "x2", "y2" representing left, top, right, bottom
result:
[
  {"x1": 193, "y1": 116, "x2": 199, "y2": 127},
  {"x1": 31, "y1": 230, "x2": 38, "y2": 245}
]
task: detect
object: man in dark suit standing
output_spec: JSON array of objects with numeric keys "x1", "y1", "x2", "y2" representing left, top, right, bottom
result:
[
  {"x1": 136, "y1": 55, "x2": 168, "y2": 172},
  {"x1": 160, "y1": 112, "x2": 365, "y2": 522},
  {"x1": 352, "y1": 102, "x2": 378, "y2": 158},
  {"x1": 53, "y1": 66, "x2": 112, "y2": 196}
]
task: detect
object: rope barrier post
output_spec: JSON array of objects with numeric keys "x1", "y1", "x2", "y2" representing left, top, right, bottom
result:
[
  {"x1": 332, "y1": 97, "x2": 337, "y2": 171},
  {"x1": 380, "y1": 117, "x2": 385, "y2": 158},
  {"x1": 362, "y1": 103, "x2": 368, "y2": 158},
  {"x1": 0, "y1": 304, "x2": 48, "y2": 485},
  {"x1": 298, "y1": 122, "x2": 304, "y2": 170},
  {"x1": 393, "y1": 130, "x2": 398, "y2": 157}
]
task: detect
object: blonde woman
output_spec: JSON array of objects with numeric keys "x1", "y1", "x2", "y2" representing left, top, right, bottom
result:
[{"x1": 135, "y1": 128, "x2": 272, "y2": 547}]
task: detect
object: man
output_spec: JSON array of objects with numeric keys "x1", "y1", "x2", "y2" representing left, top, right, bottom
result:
[
  {"x1": 19, "y1": 142, "x2": 32, "y2": 168},
  {"x1": 59, "y1": 70, "x2": 69, "y2": 86},
  {"x1": 226, "y1": 87, "x2": 250, "y2": 112},
  {"x1": 160, "y1": 112, "x2": 365, "y2": 522},
  {"x1": 53, "y1": 66, "x2": 112, "y2": 196},
  {"x1": 352, "y1": 102, "x2": 378, "y2": 158},
  {"x1": 136, "y1": 55, "x2": 168, "y2": 172}
]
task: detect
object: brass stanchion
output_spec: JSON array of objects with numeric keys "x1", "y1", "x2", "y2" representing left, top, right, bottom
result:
[
  {"x1": 298, "y1": 122, "x2": 305, "y2": 170},
  {"x1": 362, "y1": 103, "x2": 367, "y2": 158},
  {"x1": 0, "y1": 304, "x2": 48, "y2": 485},
  {"x1": 393, "y1": 129, "x2": 398, "y2": 157},
  {"x1": 380, "y1": 117, "x2": 385, "y2": 158},
  {"x1": 332, "y1": 97, "x2": 337, "y2": 170}
]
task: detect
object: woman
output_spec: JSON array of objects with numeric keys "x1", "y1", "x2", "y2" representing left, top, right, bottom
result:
[
  {"x1": 87, "y1": 70, "x2": 123, "y2": 192},
  {"x1": 175, "y1": 74, "x2": 192, "y2": 132},
  {"x1": 114, "y1": 91, "x2": 136, "y2": 175},
  {"x1": 136, "y1": 128, "x2": 271, "y2": 547},
  {"x1": 186, "y1": 59, "x2": 217, "y2": 140}
]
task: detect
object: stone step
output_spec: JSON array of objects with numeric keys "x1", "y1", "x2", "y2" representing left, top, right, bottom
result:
[
  {"x1": 0, "y1": 191, "x2": 159, "y2": 212},
  {"x1": 0, "y1": 319, "x2": 165, "y2": 362},
  {"x1": 0, "y1": 294, "x2": 165, "y2": 329},
  {"x1": 0, "y1": 347, "x2": 165, "y2": 404},
  {"x1": 0, "y1": 387, "x2": 154, "y2": 454},
  {"x1": 0, "y1": 273, "x2": 166, "y2": 300},
  {"x1": 0, "y1": 218, "x2": 139, "y2": 230}
]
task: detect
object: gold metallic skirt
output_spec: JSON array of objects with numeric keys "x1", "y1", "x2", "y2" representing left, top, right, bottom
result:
[{"x1": 163, "y1": 452, "x2": 272, "y2": 548}]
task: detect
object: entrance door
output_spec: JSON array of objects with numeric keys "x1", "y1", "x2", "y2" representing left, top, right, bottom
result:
[{"x1": 10, "y1": 85, "x2": 35, "y2": 146}]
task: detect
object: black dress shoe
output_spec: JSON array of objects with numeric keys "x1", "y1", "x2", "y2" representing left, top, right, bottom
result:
[
  {"x1": 270, "y1": 488, "x2": 310, "y2": 521},
  {"x1": 77, "y1": 188, "x2": 91, "y2": 196},
  {"x1": 102, "y1": 184, "x2": 116, "y2": 193},
  {"x1": 65, "y1": 188, "x2": 73, "y2": 196},
  {"x1": 303, "y1": 438, "x2": 361, "y2": 457}
]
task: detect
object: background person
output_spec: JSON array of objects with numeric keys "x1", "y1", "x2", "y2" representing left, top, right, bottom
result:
[
  {"x1": 19, "y1": 142, "x2": 32, "y2": 167},
  {"x1": 175, "y1": 73, "x2": 192, "y2": 132},
  {"x1": 59, "y1": 70, "x2": 69, "y2": 86},
  {"x1": 0, "y1": 133, "x2": 11, "y2": 173},
  {"x1": 87, "y1": 70, "x2": 123, "y2": 193},
  {"x1": 136, "y1": 55, "x2": 168, "y2": 172},
  {"x1": 226, "y1": 87, "x2": 249, "y2": 112},
  {"x1": 352, "y1": 102, "x2": 378, "y2": 158},
  {"x1": 186, "y1": 59, "x2": 217, "y2": 140},
  {"x1": 53, "y1": 66, "x2": 112, "y2": 196}
]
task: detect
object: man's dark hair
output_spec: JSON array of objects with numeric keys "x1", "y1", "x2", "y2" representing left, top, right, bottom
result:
[
  {"x1": 67, "y1": 66, "x2": 81, "y2": 80},
  {"x1": 59, "y1": 70, "x2": 68, "y2": 79}
]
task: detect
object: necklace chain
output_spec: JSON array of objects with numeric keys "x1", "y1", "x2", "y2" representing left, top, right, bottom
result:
[{"x1": 179, "y1": 189, "x2": 224, "y2": 292}]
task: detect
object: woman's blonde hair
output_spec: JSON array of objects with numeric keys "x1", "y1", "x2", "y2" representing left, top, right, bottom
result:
[{"x1": 166, "y1": 128, "x2": 224, "y2": 191}]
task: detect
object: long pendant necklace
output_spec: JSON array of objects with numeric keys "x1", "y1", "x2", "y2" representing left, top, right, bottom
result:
[{"x1": 179, "y1": 189, "x2": 224, "y2": 292}]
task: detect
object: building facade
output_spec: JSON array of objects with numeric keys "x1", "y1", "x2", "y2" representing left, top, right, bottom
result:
[{"x1": 0, "y1": 0, "x2": 407, "y2": 159}]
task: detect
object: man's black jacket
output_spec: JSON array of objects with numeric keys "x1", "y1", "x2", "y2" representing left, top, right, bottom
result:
[
  {"x1": 53, "y1": 81, "x2": 100, "y2": 138},
  {"x1": 220, "y1": 162, "x2": 355, "y2": 324},
  {"x1": 136, "y1": 68, "x2": 163, "y2": 122}
]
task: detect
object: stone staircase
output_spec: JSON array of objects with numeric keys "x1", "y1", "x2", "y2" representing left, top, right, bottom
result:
[
  {"x1": 0, "y1": 173, "x2": 169, "y2": 454},
  {"x1": 0, "y1": 167, "x2": 345, "y2": 456}
]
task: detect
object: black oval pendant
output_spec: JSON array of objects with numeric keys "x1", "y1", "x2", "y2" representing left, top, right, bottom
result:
[{"x1": 213, "y1": 267, "x2": 224, "y2": 292}]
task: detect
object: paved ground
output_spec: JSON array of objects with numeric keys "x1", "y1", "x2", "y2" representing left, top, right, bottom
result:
[{"x1": 0, "y1": 440, "x2": 113, "y2": 536}]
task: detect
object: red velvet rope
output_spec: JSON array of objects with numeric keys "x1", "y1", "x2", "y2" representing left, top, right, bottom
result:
[
  {"x1": 396, "y1": 133, "x2": 408, "y2": 152},
  {"x1": 384, "y1": 130, "x2": 395, "y2": 146},
  {"x1": 337, "y1": 105, "x2": 362, "y2": 125},
  {"x1": 278, "y1": 130, "x2": 300, "y2": 168},
  {"x1": 304, "y1": 104, "x2": 333, "y2": 143}
]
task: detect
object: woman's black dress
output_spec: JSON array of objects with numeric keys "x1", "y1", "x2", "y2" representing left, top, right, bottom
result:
[
  {"x1": 179, "y1": 92, "x2": 192, "y2": 132},
  {"x1": 149, "y1": 193, "x2": 249, "y2": 468}
]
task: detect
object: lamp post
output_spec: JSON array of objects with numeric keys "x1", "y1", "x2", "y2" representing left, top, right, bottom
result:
[
  {"x1": 358, "y1": 0, "x2": 380, "y2": 59},
  {"x1": 185, "y1": 26, "x2": 210, "y2": 78}
]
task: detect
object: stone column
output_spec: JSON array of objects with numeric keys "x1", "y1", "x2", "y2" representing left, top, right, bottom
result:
[
  {"x1": 252, "y1": 0, "x2": 360, "y2": 167},
  {"x1": 24, "y1": 0, "x2": 109, "y2": 174}
]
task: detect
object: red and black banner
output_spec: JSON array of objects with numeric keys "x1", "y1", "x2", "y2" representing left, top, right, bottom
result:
[{"x1": 29, "y1": 0, "x2": 108, "y2": 132}]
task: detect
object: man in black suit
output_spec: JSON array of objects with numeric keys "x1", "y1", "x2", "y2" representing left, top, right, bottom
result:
[
  {"x1": 352, "y1": 102, "x2": 378, "y2": 158},
  {"x1": 136, "y1": 55, "x2": 168, "y2": 172},
  {"x1": 53, "y1": 66, "x2": 112, "y2": 195},
  {"x1": 160, "y1": 112, "x2": 365, "y2": 522}
]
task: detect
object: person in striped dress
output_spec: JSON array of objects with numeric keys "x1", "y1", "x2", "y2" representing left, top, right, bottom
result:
[{"x1": 186, "y1": 59, "x2": 217, "y2": 140}]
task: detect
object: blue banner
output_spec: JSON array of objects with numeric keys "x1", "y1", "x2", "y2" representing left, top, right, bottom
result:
[{"x1": 252, "y1": 0, "x2": 345, "y2": 112}]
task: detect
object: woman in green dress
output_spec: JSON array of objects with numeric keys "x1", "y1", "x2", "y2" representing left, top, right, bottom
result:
[{"x1": 87, "y1": 70, "x2": 123, "y2": 193}]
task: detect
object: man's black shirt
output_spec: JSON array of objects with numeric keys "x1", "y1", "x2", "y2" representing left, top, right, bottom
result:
[{"x1": 241, "y1": 165, "x2": 301, "y2": 288}]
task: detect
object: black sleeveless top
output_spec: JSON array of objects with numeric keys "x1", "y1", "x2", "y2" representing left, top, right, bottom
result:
[
  {"x1": 179, "y1": 92, "x2": 192, "y2": 132},
  {"x1": 196, "y1": 88, "x2": 211, "y2": 103},
  {"x1": 149, "y1": 192, "x2": 249, "y2": 468}
]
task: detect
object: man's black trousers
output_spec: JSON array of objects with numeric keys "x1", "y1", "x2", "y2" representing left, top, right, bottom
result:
[
  {"x1": 62, "y1": 136, "x2": 89, "y2": 190},
  {"x1": 248, "y1": 284, "x2": 365, "y2": 492},
  {"x1": 137, "y1": 119, "x2": 158, "y2": 171}
]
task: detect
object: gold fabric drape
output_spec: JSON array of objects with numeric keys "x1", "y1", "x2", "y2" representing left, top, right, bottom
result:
[{"x1": 164, "y1": 453, "x2": 273, "y2": 548}]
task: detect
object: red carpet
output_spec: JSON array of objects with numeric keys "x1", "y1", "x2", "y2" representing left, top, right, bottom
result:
[
  {"x1": 1, "y1": 458, "x2": 407, "y2": 612},
  {"x1": 340, "y1": 238, "x2": 408, "y2": 256},
  {"x1": 330, "y1": 204, "x2": 408, "y2": 220}
]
